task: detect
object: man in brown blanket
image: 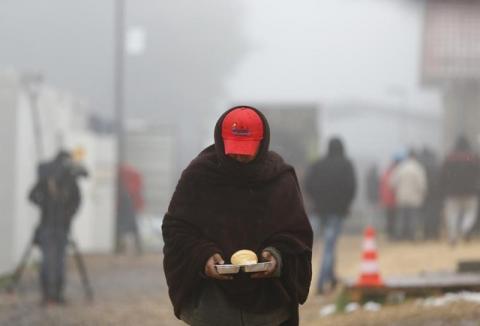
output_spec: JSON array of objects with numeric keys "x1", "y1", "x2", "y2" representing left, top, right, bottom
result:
[{"x1": 162, "y1": 106, "x2": 313, "y2": 326}]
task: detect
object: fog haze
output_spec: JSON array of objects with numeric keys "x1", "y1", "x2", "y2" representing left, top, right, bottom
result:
[{"x1": 0, "y1": 0, "x2": 440, "y2": 122}]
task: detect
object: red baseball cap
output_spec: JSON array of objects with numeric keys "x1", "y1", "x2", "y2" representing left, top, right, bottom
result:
[{"x1": 221, "y1": 108, "x2": 264, "y2": 155}]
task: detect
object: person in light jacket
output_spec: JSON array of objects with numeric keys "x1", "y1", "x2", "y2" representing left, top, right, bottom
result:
[{"x1": 390, "y1": 150, "x2": 427, "y2": 240}]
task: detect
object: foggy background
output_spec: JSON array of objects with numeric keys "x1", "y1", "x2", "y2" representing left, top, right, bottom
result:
[
  {"x1": 0, "y1": 1, "x2": 440, "y2": 112},
  {"x1": 1, "y1": 0, "x2": 480, "y2": 324},
  {"x1": 0, "y1": 0, "x2": 446, "y2": 168},
  {"x1": 0, "y1": 0, "x2": 446, "y2": 218}
]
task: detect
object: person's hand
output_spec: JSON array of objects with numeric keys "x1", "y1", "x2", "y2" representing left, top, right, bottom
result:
[
  {"x1": 251, "y1": 250, "x2": 277, "y2": 279},
  {"x1": 204, "y1": 253, "x2": 233, "y2": 280}
]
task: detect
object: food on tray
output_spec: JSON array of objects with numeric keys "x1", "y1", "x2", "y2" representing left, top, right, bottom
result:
[{"x1": 230, "y1": 249, "x2": 258, "y2": 266}]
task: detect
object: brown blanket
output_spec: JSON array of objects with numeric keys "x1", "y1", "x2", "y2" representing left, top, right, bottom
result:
[{"x1": 162, "y1": 107, "x2": 313, "y2": 325}]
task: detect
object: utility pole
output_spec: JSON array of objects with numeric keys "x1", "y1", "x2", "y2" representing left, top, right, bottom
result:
[{"x1": 114, "y1": 0, "x2": 126, "y2": 253}]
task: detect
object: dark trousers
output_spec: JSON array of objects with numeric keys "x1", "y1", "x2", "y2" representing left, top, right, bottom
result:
[
  {"x1": 423, "y1": 199, "x2": 440, "y2": 240},
  {"x1": 385, "y1": 207, "x2": 396, "y2": 239},
  {"x1": 317, "y1": 215, "x2": 343, "y2": 292},
  {"x1": 116, "y1": 228, "x2": 143, "y2": 255},
  {"x1": 395, "y1": 206, "x2": 418, "y2": 240},
  {"x1": 38, "y1": 230, "x2": 68, "y2": 302}
]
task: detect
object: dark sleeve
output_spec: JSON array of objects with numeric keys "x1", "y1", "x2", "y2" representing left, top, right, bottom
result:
[
  {"x1": 438, "y1": 159, "x2": 450, "y2": 197},
  {"x1": 28, "y1": 180, "x2": 45, "y2": 207},
  {"x1": 162, "y1": 174, "x2": 222, "y2": 318},
  {"x1": 263, "y1": 172, "x2": 313, "y2": 305},
  {"x1": 303, "y1": 164, "x2": 315, "y2": 199},
  {"x1": 263, "y1": 246, "x2": 282, "y2": 277},
  {"x1": 475, "y1": 156, "x2": 480, "y2": 191},
  {"x1": 66, "y1": 181, "x2": 81, "y2": 218},
  {"x1": 345, "y1": 161, "x2": 357, "y2": 205}
]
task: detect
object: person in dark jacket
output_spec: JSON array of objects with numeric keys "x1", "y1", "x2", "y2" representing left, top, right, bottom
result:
[
  {"x1": 304, "y1": 137, "x2": 356, "y2": 294},
  {"x1": 29, "y1": 150, "x2": 84, "y2": 305},
  {"x1": 417, "y1": 147, "x2": 441, "y2": 240},
  {"x1": 440, "y1": 136, "x2": 480, "y2": 246},
  {"x1": 366, "y1": 164, "x2": 379, "y2": 208},
  {"x1": 162, "y1": 106, "x2": 313, "y2": 326}
]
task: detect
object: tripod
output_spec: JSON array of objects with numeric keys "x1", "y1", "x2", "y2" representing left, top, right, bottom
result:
[{"x1": 6, "y1": 234, "x2": 94, "y2": 302}]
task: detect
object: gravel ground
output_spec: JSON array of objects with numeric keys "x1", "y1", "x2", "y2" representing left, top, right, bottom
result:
[
  {"x1": 300, "y1": 235, "x2": 480, "y2": 326},
  {"x1": 301, "y1": 300, "x2": 480, "y2": 326},
  {"x1": 0, "y1": 254, "x2": 183, "y2": 326},
  {"x1": 0, "y1": 236, "x2": 479, "y2": 325}
]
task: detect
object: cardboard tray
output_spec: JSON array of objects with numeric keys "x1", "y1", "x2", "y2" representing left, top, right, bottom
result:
[{"x1": 215, "y1": 262, "x2": 272, "y2": 274}]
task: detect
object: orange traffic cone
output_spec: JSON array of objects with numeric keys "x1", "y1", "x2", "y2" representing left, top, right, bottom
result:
[{"x1": 357, "y1": 226, "x2": 383, "y2": 287}]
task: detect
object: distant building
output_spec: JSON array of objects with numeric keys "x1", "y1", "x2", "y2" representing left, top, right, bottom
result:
[
  {"x1": 125, "y1": 120, "x2": 176, "y2": 218},
  {"x1": 422, "y1": 0, "x2": 480, "y2": 151},
  {"x1": 251, "y1": 103, "x2": 320, "y2": 179}
]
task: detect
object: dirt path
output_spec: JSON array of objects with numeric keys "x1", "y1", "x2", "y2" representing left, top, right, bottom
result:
[
  {"x1": 301, "y1": 235, "x2": 480, "y2": 326},
  {"x1": 0, "y1": 254, "x2": 183, "y2": 326},
  {"x1": 1, "y1": 236, "x2": 479, "y2": 325}
]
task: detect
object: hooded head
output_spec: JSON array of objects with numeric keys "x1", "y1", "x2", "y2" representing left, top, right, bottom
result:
[
  {"x1": 186, "y1": 105, "x2": 289, "y2": 185},
  {"x1": 455, "y1": 135, "x2": 471, "y2": 152},
  {"x1": 327, "y1": 137, "x2": 345, "y2": 157},
  {"x1": 55, "y1": 149, "x2": 72, "y2": 163}
]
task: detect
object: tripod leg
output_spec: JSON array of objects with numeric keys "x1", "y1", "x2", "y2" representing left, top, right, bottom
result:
[
  {"x1": 6, "y1": 242, "x2": 35, "y2": 293},
  {"x1": 69, "y1": 240, "x2": 94, "y2": 302}
]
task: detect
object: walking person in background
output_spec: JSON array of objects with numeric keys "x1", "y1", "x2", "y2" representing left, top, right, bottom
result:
[
  {"x1": 304, "y1": 137, "x2": 356, "y2": 295},
  {"x1": 390, "y1": 150, "x2": 427, "y2": 241},
  {"x1": 365, "y1": 164, "x2": 380, "y2": 223},
  {"x1": 116, "y1": 164, "x2": 144, "y2": 255},
  {"x1": 29, "y1": 150, "x2": 86, "y2": 306},
  {"x1": 440, "y1": 136, "x2": 480, "y2": 246},
  {"x1": 418, "y1": 147, "x2": 441, "y2": 240},
  {"x1": 379, "y1": 155, "x2": 402, "y2": 240}
]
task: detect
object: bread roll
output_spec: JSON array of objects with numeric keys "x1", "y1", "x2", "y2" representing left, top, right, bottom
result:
[{"x1": 231, "y1": 250, "x2": 258, "y2": 266}]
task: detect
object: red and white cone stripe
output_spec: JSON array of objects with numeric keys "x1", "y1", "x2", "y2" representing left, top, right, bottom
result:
[{"x1": 357, "y1": 226, "x2": 383, "y2": 287}]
